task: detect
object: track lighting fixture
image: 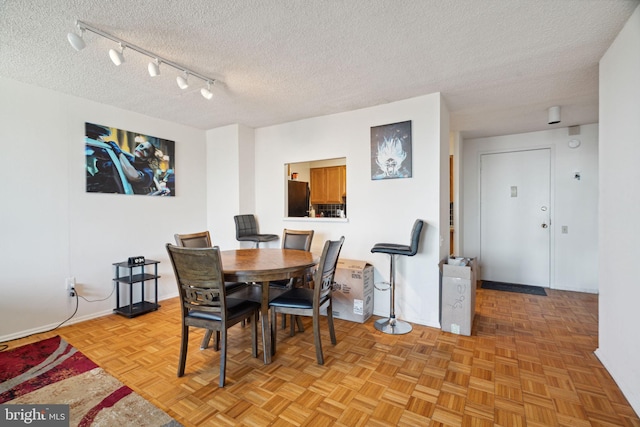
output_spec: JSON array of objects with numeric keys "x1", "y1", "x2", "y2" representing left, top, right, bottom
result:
[
  {"x1": 109, "y1": 43, "x2": 125, "y2": 66},
  {"x1": 148, "y1": 59, "x2": 160, "y2": 77},
  {"x1": 201, "y1": 81, "x2": 214, "y2": 100},
  {"x1": 176, "y1": 72, "x2": 189, "y2": 90},
  {"x1": 66, "y1": 20, "x2": 217, "y2": 100}
]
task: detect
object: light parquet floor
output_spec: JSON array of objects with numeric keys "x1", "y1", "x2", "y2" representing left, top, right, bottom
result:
[{"x1": 7, "y1": 287, "x2": 640, "y2": 426}]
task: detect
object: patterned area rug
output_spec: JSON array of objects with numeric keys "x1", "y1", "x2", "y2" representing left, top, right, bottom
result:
[{"x1": 0, "y1": 336, "x2": 181, "y2": 426}]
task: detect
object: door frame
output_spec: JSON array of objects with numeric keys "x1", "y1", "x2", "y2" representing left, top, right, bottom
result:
[{"x1": 476, "y1": 144, "x2": 556, "y2": 289}]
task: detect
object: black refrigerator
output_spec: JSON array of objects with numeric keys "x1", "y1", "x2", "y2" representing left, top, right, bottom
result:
[{"x1": 288, "y1": 180, "x2": 309, "y2": 217}]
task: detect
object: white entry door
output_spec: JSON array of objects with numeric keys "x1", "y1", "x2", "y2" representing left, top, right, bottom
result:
[{"x1": 480, "y1": 149, "x2": 551, "y2": 287}]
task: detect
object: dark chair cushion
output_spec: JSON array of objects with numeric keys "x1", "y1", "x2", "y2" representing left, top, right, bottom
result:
[
  {"x1": 371, "y1": 243, "x2": 413, "y2": 256},
  {"x1": 268, "y1": 288, "x2": 315, "y2": 309},
  {"x1": 187, "y1": 298, "x2": 260, "y2": 322}
]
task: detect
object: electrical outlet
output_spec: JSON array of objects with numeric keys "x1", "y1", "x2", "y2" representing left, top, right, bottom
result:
[{"x1": 65, "y1": 277, "x2": 76, "y2": 297}]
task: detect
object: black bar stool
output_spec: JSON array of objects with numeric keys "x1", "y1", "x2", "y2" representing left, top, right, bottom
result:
[
  {"x1": 370, "y1": 219, "x2": 424, "y2": 334},
  {"x1": 234, "y1": 214, "x2": 278, "y2": 248}
]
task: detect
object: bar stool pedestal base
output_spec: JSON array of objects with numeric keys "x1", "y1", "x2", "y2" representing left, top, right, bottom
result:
[{"x1": 374, "y1": 317, "x2": 412, "y2": 335}]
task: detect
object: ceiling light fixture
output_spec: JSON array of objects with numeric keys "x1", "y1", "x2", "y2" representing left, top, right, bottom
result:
[
  {"x1": 148, "y1": 58, "x2": 160, "y2": 77},
  {"x1": 201, "y1": 81, "x2": 214, "y2": 100},
  {"x1": 109, "y1": 43, "x2": 125, "y2": 66},
  {"x1": 66, "y1": 20, "x2": 217, "y2": 99},
  {"x1": 67, "y1": 24, "x2": 86, "y2": 51},
  {"x1": 548, "y1": 106, "x2": 561, "y2": 124},
  {"x1": 176, "y1": 72, "x2": 189, "y2": 90}
]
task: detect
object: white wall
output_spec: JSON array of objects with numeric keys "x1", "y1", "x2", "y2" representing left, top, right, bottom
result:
[
  {"x1": 206, "y1": 93, "x2": 449, "y2": 327},
  {"x1": 0, "y1": 77, "x2": 208, "y2": 340},
  {"x1": 461, "y1": 124, "x2": 599, "y2": 293},
  {"x1": 596, "y1": 4, "x2": 640, "y2": 415},
  {"x1": 205, "y1": 124, "x2": 255, "y2": 247}
]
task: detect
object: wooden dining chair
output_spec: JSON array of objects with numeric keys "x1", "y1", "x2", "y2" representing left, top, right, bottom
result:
[
  {"x1": 271, "y1": 229, "x2": 315, "y2": 331},
  {"x1": 269, "y1": 236, "x2": 345, "y2": 365},
  {"x1": 270, "y1": 229, "x2": 315, "y2": 289},
  {"x1": 175, "y1": 231, "x2": 247, "y2": 294},
  {"x1": 174, "y1": 230, "x2": 249, "y2": 350},
  {"x1": 166, "y1": 244, "x2": 260, "y2": 387}
]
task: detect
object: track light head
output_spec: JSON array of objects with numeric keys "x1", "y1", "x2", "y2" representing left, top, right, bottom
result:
[
  {"x1": 67, "y1": 28, "x2": 86, "y2": 51},
  {"x1": 176, "y1": 72, "x2": 189, "y2": 90},
  {"x1": 148, "y1": 59, "x2": 160, "y2": 77},
  {"x1": 548, "y1": 106, "x2": 561, "y2": 125},
  {"x1": 109, "y1": 44, "x2": 125, "y2": 66},
  {"x1": 201, "y1": 81, "x2": 214, "y2": 100}
]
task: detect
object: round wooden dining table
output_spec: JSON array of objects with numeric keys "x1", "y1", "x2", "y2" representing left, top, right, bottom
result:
[{"x1": 220, "y1": 248, "x2": 317, "y2": 364}]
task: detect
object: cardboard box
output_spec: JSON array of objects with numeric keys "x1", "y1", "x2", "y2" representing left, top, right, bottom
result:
[
  {"x1": 442, "y1": 262, "x2": 473, "y2": 280},
  {"x1": 322, "y1": 259, "x2": 373, "y2": 323},
  {"x1": 440, "y1": 257, "x2": 477, "y2": 335}
]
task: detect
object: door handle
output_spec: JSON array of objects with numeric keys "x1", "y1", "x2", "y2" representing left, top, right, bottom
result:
[{"x1": 541, "y1": 223, "x2": 548, "y2": 229}]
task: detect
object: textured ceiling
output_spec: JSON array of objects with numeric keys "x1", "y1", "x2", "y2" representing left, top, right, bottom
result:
[{"x1": 1, "y1": 0, "x2": 638, "y2": 138}]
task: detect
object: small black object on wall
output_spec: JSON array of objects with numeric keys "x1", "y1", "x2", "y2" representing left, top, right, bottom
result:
[{"x1": 128, "y1": 256, "x2": 145, "y2": 265}]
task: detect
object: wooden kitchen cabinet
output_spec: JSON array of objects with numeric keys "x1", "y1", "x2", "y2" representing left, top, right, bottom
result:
[
  {"x1": 325, "y1": 166, "x2": 346, "y2": 203},
  {"x1": 310, "y1": 165, "x2": 346, "y2": 204},
  {"x1": 310, "y1": 168, "x2": 326, "y2": 204}
]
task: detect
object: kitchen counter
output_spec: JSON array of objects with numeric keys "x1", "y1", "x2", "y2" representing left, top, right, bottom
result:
[{"x1": 284, "y1": 217, "x2": 349, "y2": 223}]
